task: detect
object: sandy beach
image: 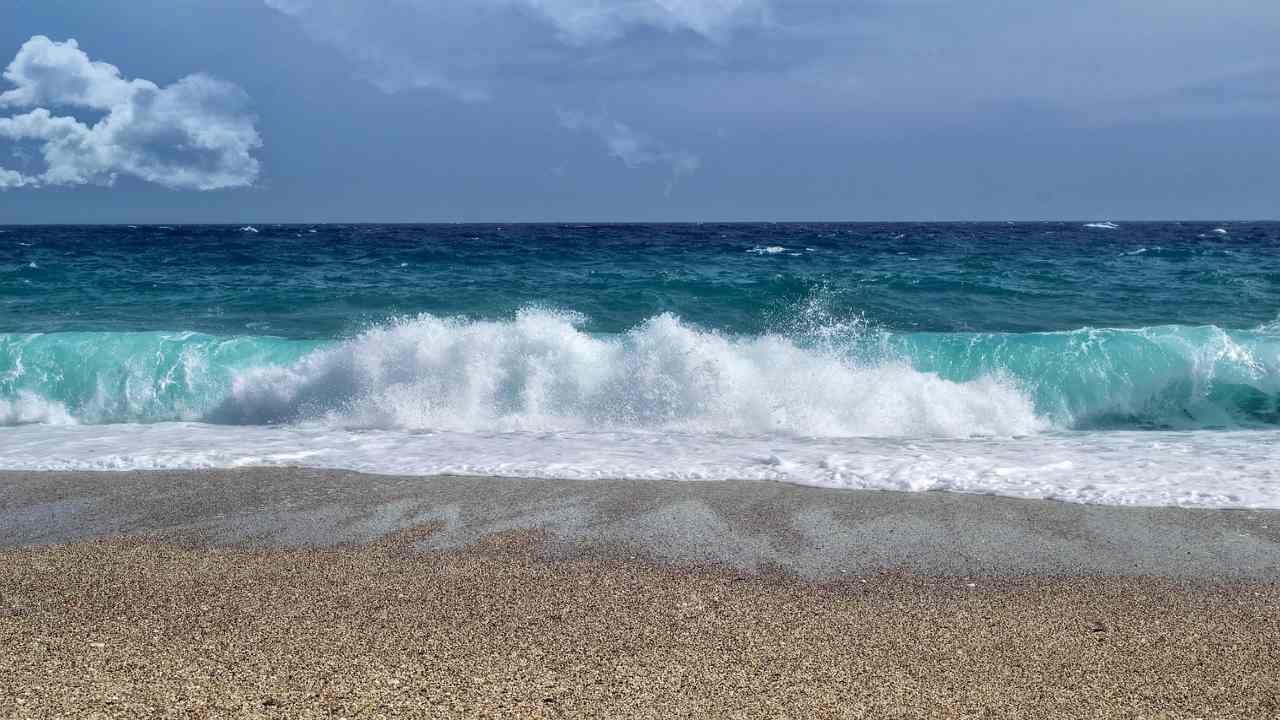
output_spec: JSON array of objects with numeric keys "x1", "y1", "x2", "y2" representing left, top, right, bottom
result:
[{"x1": 2, "y1": 469, "x2": 1279, "y2": 717}]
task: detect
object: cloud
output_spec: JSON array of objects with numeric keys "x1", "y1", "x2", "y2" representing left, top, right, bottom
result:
[
  {"x1": 264, "y1": 0, "x2": 770, "y2": 99},
  {"x1": 269, "y1": 0, "x2": 768, "y2": 45},
  {"x1": 559, "y1": 109, "x2": 699, "y2": 194},
  {"x1": 0, "y1": 36, "x2": 261, "y2": 191},
  {"x1": 509, "y1": 0, "x2": 768, "y2": 44},
  {"x1": 0, "y1": 165, "x2": 26, "y2": 189}
]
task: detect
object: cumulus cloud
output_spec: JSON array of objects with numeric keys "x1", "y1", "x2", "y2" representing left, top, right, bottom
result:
[
  {"x1": 263, "y1": 0, "x2": 770, "y2": 98},
  {"x1": 0, "y1": 36, "x2": 261, "y2": 190},
  {"x1": 559, "y1": 110, "x2": 699, "y2": 194}
]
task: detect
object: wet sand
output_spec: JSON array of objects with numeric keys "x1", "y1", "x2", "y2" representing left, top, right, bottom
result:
[{"x1": 2, "y1": 469, "x2": 1279, "y2": 717}]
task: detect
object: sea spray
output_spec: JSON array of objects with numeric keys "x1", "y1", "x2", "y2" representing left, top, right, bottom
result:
[
  {"x1": 213, "y1": 310, "x2": 1044, "y2": 435},
  {"x1": 3, "y1": 310, "x2": 1279, "y2": 433}
]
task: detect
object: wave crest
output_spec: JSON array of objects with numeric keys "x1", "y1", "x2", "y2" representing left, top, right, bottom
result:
[
  {"x1": 212, "y1": 310, "x2": 1043, "y2": 436},
  {"x1": 4, "y1": 310, "x2": 1278, "y2": 435}
]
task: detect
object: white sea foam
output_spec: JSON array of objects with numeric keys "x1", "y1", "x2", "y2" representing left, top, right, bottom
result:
[
  {"x1": 4, "y1": 311, "x2": 1278, "y2": 509},
  {"x1": 0, "y1": 423, "x2": 1276, "y2": 508},
  {"x1": 1085, "y1": 221, "x2": 1119, "y2": 230},
  {"x1": 747, "y1": 246, "x2": 787, "y2": 254},
  {"x1": 0, "y1": 391, "x2": 75, "y2": 426},
  {"x1": 240, "y1": 226, "x2": 259, "y2": 233},
  {"x1": 211, "y1": 310, "x2": 1044, "y2": 437}
]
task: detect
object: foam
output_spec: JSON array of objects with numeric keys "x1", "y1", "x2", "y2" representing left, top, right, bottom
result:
[
  {"x1": 0, "y1": 390, "x2": 75, "y2": 426},
  {"x1": 214, "y1": 311, "x2": 1044, "y2": 437},
  {"x1": 3, "y1": 313, "x2": 1278, "y2": 433},
  {"x1": 1, "y1": 423, "x2": 1277, "y2": 508}
]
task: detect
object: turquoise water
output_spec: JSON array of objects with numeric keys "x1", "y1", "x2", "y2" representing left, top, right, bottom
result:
[
  {"x1": 3, "y1": 222, "x2": 1277, "y2": 432},
  {"x1": 1, "y1": 322, "x2": 1277, "y2": 432}
]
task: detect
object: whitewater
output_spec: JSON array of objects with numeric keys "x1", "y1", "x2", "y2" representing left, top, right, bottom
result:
[
  {"x1": 3, "y1": 310, "x2": 1280, "y2": 507},
  {"x1": 2, "y1": 222, "x2": 1278, "y2": 508}
]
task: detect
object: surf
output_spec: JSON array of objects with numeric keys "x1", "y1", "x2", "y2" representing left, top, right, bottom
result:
[{"x1": 2, "y1": 309, "x2": 1278, "y2": 434}]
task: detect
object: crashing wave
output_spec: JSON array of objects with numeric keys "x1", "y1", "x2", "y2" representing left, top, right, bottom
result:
[
  {"x1": 0, "y1": 390, "x2": 75, "y2": 426},
  {"x1": 3, "y1": 311, "x2": 1278, "y2": 434}
]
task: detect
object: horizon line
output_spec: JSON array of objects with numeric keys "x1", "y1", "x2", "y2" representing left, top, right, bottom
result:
[{"x1": 2, "y1": 218, "x2": 1278, "y2": 227}]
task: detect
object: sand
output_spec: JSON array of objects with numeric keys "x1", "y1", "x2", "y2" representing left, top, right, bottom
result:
[{"x1": 2, "y1": 469, "x2": 1279, "y2": 718}]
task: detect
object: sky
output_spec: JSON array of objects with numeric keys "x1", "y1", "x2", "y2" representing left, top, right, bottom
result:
[{"x1": 0, "y1": 0, "x2": 1277, "y2": 222}]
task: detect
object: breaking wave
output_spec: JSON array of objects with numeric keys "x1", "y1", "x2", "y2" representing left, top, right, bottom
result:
[{"x1": 2, "y1": 310, "x2": 1278, "y2": 435}]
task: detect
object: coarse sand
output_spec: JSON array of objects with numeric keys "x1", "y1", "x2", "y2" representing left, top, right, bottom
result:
[{"x1": 2, "y1": 527, "x2": 1278, "y2": 719}]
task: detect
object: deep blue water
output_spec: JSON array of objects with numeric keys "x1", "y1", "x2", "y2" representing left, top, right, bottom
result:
[{"x1": 3, "y1": 222, "x2": 1278, "y2": 337}]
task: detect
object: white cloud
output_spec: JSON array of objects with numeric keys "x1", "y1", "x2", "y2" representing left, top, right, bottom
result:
[
  {"x1": 0, "y1": 165, "x2": 26, "y2": 188},
  {"x1": 559, "y1": 109, "x2": 699, "y2": 194},
  {"x1": 0, "y1": 36, "x2": 261, "y2": 191}
]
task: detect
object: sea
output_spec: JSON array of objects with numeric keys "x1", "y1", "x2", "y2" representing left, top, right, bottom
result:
[{"x1": 1, "y1": 222, "x2": 1278, "y2": 508}]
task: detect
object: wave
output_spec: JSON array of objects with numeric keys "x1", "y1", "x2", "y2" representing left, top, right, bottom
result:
[
  {"x1": 0, "y1": 390, "x2": 74, "y2": 426},
  {"x1": 2, "y1": 310, "x2": 1278, "y2": 434}
]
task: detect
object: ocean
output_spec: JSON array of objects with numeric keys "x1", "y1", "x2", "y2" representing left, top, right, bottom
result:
[{"x1": 1, "y1": 222, "x2": 1278, "y2": 508}]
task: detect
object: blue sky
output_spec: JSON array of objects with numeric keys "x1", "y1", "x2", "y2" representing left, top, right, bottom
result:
[{"x1": 1, "y1": 0, "x2": 1277, "y2": 222}]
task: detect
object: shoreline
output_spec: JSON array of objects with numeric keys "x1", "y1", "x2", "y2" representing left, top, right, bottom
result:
[
  {"x1": 3, "y1": 468, "x2": 1279, "y2": 582},
  {"x1": 3, "y1": 469, "x2": 1279, "y2": 716}
]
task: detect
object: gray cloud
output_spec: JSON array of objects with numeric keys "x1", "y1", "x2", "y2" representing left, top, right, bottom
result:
[
  {"x1": 0, "y1": 36, "x2": 261, "y2": 190},
  {"x1": 263, "y1": 0, "x2": 771, "y2": 99},
  {"x1": 559, "y1": 109, "x2": 700, "y2": 194},
  {"x1": 261, "y1": 1, "x2": 1280, "y2": 127},
  {"x1": 268, "y1": 0, "x2": 769, "y2": 45}
]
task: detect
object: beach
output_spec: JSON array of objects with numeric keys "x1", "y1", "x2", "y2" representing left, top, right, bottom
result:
[
  {"x1": 2, "y1": 470, "x2": 1279, "y2": 717},
  {"x1": 3, "y1": 0, "x2": 1278, "y2": 712}
]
